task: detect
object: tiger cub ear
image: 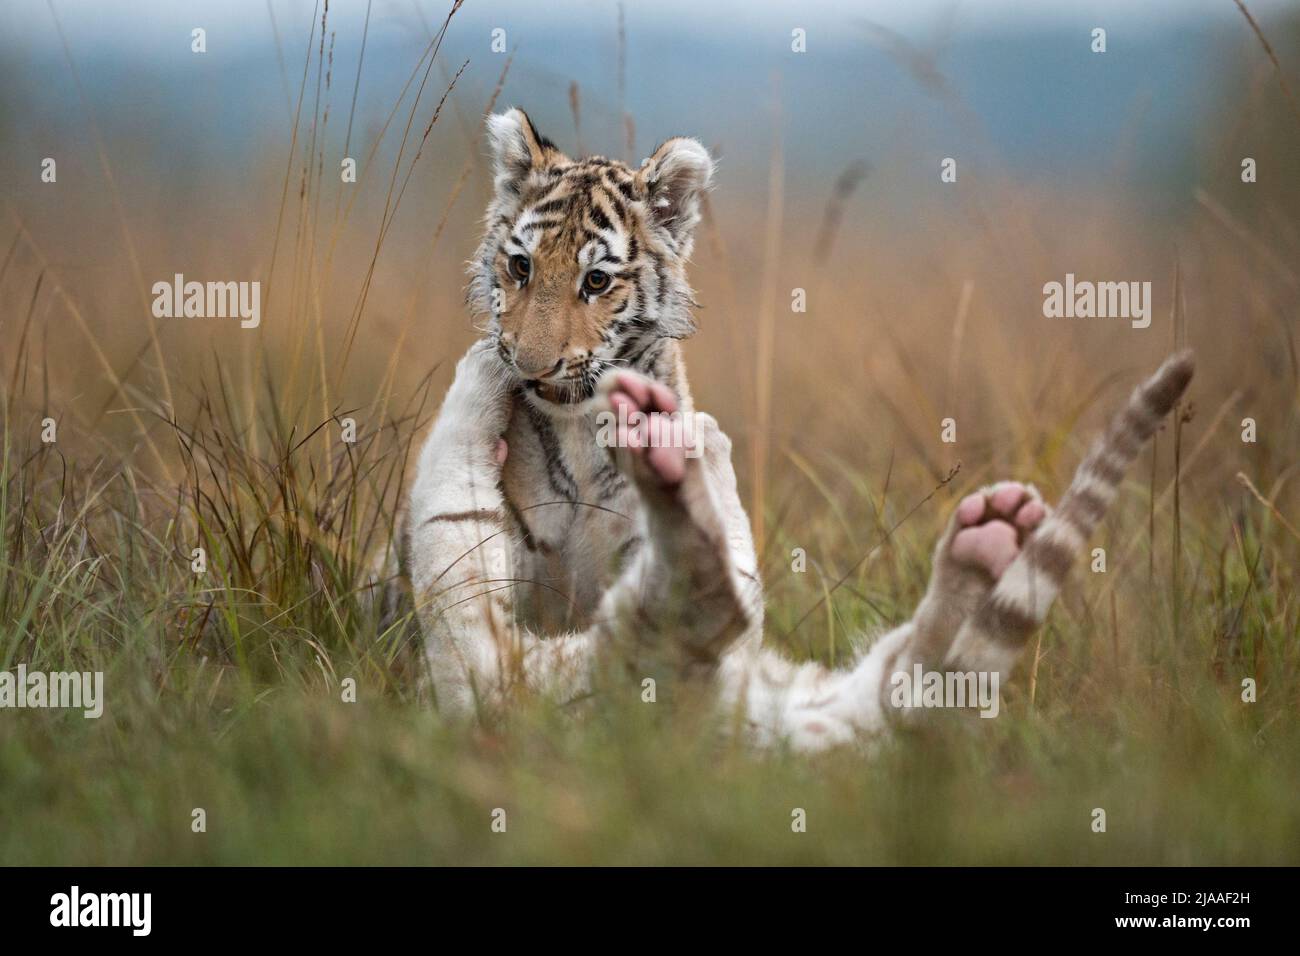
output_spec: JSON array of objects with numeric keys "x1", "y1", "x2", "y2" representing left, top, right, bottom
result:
[
  {"x1": 485, "y1": 108, "x2": 565, "y2": 199},
  {"x1": 636, "y1": 137, "x2": 715, "y2": 247}
]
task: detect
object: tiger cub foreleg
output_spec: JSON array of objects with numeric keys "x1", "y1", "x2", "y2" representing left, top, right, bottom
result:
[
  {"x1": 409, "y1": 341, "x2": 601, "y2": 716},
  {"x1": 409, "y1": 352, "x2": 758, "y2": 718},
  {"x1": 586, "y1": 371, "x2": 761, "y2": 679}
]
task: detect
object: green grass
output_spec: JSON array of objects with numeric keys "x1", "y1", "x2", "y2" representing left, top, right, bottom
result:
[{"x1": 1, "y1": 389, "x2": 1297, "y2": 866}]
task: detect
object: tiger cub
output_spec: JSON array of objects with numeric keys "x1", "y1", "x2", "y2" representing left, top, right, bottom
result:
[{"x1": 404, "y1": 107, "x2": 1194, "y2": 749}]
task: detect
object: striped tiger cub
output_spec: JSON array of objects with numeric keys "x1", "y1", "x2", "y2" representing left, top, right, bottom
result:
[{"x1": 404, "y1": 107, "x2": 1195, "y2": 750}]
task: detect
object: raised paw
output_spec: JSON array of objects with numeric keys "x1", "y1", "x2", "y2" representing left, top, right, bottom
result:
[
  {"x1": 598, "y1": 371, "x2": 689, "y2": 489},
  {"x1": 949, "y1": 481, "x2": 1047, "y2": 579}
]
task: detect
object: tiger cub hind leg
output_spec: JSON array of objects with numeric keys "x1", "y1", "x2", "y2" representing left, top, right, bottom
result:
[
  {"x1": 940, "y1": 349, "x2": 1195, "y2": 679},
  {"x1": 889, "y1": 350, "x2": 1195, "y2": 720},
  {"x1": 740, "y1": 350, "x2": 1196, "y2": 747},
  {"x1": 902, "y1": 481, "x2": 1051, "y2": 674},
  {"x1": 951, "y1": 483, "x2": 1049, "y2": 579}
]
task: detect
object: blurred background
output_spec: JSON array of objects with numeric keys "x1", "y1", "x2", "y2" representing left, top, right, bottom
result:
[{"x1": 2, "y1": 0, "x2": 1299, "y2": 580}]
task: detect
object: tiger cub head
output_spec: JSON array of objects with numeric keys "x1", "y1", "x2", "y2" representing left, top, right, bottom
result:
[{"x1": 469, "y1": 108, "x2": 714, "y2": 404}]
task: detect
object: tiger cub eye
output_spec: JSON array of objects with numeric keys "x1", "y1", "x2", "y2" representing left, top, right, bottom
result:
[{"x1": 508, "y1": 254, "x2": 531, "y2": 283}]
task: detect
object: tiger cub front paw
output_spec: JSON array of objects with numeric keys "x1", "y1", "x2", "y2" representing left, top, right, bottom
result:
[{"x1": 595, "y1": 371, "x2": 691, "y2": 491}]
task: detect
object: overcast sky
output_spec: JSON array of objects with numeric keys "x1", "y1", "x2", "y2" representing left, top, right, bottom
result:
[{"x1": 5, "y1": 0, "x2": 1298, "y2": 57}]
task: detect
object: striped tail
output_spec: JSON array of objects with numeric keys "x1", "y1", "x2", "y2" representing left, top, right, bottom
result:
[{"x1": 943, "y1": 349, "x2": 1195, "y2": 674}]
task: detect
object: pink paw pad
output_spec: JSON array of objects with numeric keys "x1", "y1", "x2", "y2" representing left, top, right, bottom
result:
[
  {"x1": 950, "y1": 482, "x2": 1047, "y2": 579},
  {"x1": 607, "y1": 372, "x2": 686, "y2": 488}
]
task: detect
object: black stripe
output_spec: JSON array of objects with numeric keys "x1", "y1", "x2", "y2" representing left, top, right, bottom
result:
[
  {"x1": 426, "y1": 509, "x2": 502, "y2": 525},
  {"x1": 502, "y1": 494, "x2": 540, "y2": 553},
  {"x1": 593, "y1": 458, "x2": 628, "y2": 500},
  {"x1": 581, "y1": 229, "x2": 611, "y2": 251},
  {"x1": 1122, "y1": 403, "x2": 1157, "y2": 442},
  {"x1": 613, "y1": 534, "x2": 644, "y2": 571},
  {"x1": 1104, "y1": 419, "x2": 1142, "y2": 459},
  {"x1": 1060, "y1": 485, "x2": 1108, "y2": 531},
  {"x1": 1143, "y1": 370, "x2": 1188, "y2": 417},
  {"x1": 615, "y1": 179, "x2": 637, "y2": 203},
  {"x1": 977, "y1": 599, "x2": 1040, "y2": 647},
  {"x1": 516, "y1": 218, "x2": 565, "y2": 235},
  {"x1": 531, "y1": 178, "x2": 571, "y2": 207},
  {"x1": 524, "y1": 403, "x2": 579, "y2": 503},
  {"x1": 599, "y1": 189, "x2": 629, "y2": 228},
  {"x1": 1023, "y1": 534, "x2": 1075, "y2": 584},
  {"x1": 529, "y1": 197, "x2": 569, "y2": 216},
  {"x1": 587, "y1": 203, "x2": 613, "y2": 234},
  {"x1": 1083, "y1": 451, "x2": 1125, "y2": 486}
]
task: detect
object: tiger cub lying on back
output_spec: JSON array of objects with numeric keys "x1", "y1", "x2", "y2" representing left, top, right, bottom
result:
[{"x1": 405, "y1": 108, "x2": 1194, "y2": 750}]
